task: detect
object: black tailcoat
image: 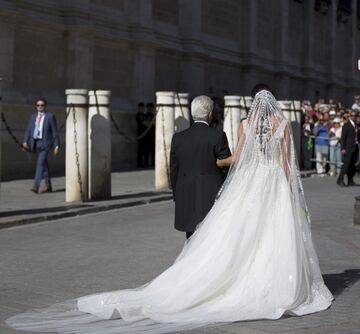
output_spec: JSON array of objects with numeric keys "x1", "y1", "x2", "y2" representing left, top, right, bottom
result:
[{"x1": 170, "y1": 122, "x2": 231, "y2": 232}]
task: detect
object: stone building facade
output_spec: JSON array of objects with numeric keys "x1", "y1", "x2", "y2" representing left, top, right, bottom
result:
[{"x1": 1, "y1": 0, "x2": 360, "y2": 179}]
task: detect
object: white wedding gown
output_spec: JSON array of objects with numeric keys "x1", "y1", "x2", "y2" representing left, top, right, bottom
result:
[{"x1": 7, "y1": 91, "x2": 333, "y2": 334}]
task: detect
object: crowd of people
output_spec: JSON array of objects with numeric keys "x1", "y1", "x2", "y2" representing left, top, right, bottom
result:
[
  {"x1": 136, "y1": 94, "x2": 360, "y2": 187},
  {"x1": 302, "y1": 96, "x2": 360, "y2": 186}
]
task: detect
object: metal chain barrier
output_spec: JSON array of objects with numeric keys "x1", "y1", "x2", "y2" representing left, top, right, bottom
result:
[
  {"x1": 69, "y1": 103, "x2": 85, "y2": 202},
  {"x1": 111, "y1": 101, "x2": 189, "y2": 142},
  {"x1": 1, "y1": 111, "x2": 24, "y2": 150},
  {"x1": 110, "y1": 114, "x2": 134, "y2": 142},
  {"x1": 1, "y1": 108, "x2": 71, "y2": 153}
]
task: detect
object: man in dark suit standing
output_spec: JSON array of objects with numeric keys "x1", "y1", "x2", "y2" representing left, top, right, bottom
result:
[
  {"x1": 337, "y1": 111, "x2": 359, "y2": 187},
  {"x1": 170, "y1": 95, "x2": 231, "y2": 239},
  {"x1": 22, "y1": 98, "x2": 60, "y2": 193}
]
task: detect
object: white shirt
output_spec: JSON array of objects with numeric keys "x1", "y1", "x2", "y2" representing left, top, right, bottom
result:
[
  {"x1": 194, "y1": 121, "x2": 209, "y2": 126},
  {"x1": 329, "y1": 127, "x2": 342, "y2": 146},
  {"x1": 350, "y1": 119, "x2": 356, "y2": 128},
  {"x1": 36, "y1": 112, "x2": 46, "y2": 139},
  {"x1": 351, "y1": 103, "x2": 360, "y2": 111}
]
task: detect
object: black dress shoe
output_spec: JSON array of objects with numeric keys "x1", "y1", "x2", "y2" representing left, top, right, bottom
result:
[
  {"x1": 337, "y1": 179, "x2": 346, "y2": 187},
  {"x1": 39, "y1": 186, "x2": 53, "y2": 193},
  {"x1": 348, "y1": 180, "x2": 359, "y2": 186}
]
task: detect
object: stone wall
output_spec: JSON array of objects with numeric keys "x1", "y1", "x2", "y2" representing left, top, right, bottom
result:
[{"x1": 1, "y1": 0, "x2": 360, "y2": 179}]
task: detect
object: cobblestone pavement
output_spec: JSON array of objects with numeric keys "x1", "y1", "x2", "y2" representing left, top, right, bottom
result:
[{"x1": 0, "y1": 176, "x2": 359, "y2": 334}]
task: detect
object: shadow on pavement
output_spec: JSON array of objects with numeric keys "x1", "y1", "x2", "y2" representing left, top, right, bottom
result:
[
  {"x1": 0, "y1": 204, "x2": 92, "y2": 218},
  {"x1": 0, "y1": 191, "x2": 172, "y2": 218},
  {"x1": 323, "y1": 269, "x2": 360, "y2": 296},
  {"x1": 110, "y1": 191, "x2": 170, "y2": 201},
  {"x1": 52, "y1": 188, "x2": 65, "y2": 193}
]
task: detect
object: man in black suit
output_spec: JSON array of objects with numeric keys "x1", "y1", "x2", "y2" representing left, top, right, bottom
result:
[
  {"x1": 23, "y1": 98, "x2": 60, "y2": 193},
  {"x1": 170, "y1": 95, "x2": 231, "y2": 239},
  {"x1": 337, "y1": 111, "x2": 359, "y2": 187}
]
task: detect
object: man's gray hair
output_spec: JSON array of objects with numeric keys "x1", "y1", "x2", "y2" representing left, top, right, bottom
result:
[{"x1": 191, "y1": 95, "x2": 214, "y2": 122}]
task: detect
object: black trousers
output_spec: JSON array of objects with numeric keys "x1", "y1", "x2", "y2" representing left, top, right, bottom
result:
[
  {"x1": 137, "y1": 138, "x2": 147, "y2": 167},
  {"x1": 339, "y1": 146, "x2": 359, "y2": 181}
]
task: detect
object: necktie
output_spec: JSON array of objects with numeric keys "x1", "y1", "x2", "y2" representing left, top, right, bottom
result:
[{"x1": 33, "y1": 113, "x2": 44, "y2": 139}]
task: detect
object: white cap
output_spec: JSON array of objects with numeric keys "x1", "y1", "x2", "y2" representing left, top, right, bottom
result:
[
  {"x1": 333, "y1": 117, "x2": 341, "y2": 123},
  {"x1": 329, "y1": 110, "x2": 336, "y2": 116}
]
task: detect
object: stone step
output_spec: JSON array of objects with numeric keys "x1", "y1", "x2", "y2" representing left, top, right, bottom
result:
[{"x1": 0, "y1": 192, "x2": 172, "y2": 229}]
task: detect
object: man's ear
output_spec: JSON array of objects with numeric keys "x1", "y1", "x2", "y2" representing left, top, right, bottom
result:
[{"x1": 208, "y1": 112, "x2": 213, "y2": 123}]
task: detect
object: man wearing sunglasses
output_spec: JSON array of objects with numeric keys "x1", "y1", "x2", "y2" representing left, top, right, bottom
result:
[
  {"x1": 337, "y1": 111, "x2": 359, "y2": 187},
  {"x1": 22, "y1": 98, "x2": 60, "y2": 193}
]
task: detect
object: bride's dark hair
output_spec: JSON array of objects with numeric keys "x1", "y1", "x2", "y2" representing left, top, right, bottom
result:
[{"x1": 251, "y1": 83, "x2": 274, "y2": 98}]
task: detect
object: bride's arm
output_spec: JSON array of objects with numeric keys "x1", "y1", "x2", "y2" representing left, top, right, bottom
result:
[
  {"x1": 216, "y1": 122, "x2": 245, "y2": 167},
  {"x1": 281, "y1": 124, "x2": 292, "y2": 180},
  {"x1": 216, "y1": 155, "x2": 233, "y2": 167}
]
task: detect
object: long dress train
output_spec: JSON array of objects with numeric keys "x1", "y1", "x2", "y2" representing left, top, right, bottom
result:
[{"x1": 6, "y1": 91, "x2": 333, "y2": 334}]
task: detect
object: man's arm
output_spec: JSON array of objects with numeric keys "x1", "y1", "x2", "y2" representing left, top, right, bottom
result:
[
  {"x1": 49, "y1": 114, "x2": 60, "y2": 149},
  {"x1": 23, "y1": 115, "x2": 33, "y2": 146},
  {"x1": 169, "y1": 135, "x2": 179, "y2": 201},
  {"x1": 340, "y1": 123, "x2": 347, "y2": 153},
  {"x1": 216, "y1": 131, "x2": 231, "y2": 160}
]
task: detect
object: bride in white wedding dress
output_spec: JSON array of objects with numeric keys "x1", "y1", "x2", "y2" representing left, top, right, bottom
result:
[{"x1": 7, "y1": 90, "x2": 333, "y2": 334}]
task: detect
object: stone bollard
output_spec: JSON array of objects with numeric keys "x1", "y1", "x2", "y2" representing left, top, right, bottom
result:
[
  {"x1": 240, "y1": 96, "x2": 253, "y2": 120},
  {"x1": 354, "y1": 196, "x2": 360, "y2": 226},
  {"x1": 224, "y1": 96, "x2": 242, "y2": 153},
  {"x1": 155, "y1": 91, "x2": 175, "y2": 190},
  {"x1": 174, "y1": 93, "x2": 190, "y2": 133},
  {"x1": 65, "y1": 89, "x2": 89, "y2": 202},
  {"x1": 88, "y1": 90, "x2": 112, "y2": 200}
]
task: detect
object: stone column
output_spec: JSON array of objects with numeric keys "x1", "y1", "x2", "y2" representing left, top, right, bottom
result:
[
  {"x1": 133, "y1": 47, "x2": 155, "y2": 104},
  {"x1": 125, "y1": 0, "x2": 155, "y2": 104},
  {"x1": 174, "y1": 93, "x2": 190, "y2": 133},
  {"x1": 224, "y1": 96, "x2": 242, "y2": 153},
  {"x1": 88, "y1": 90, "x2": 112, "y2": 200},
  {"x1": 179, "y1": 0, "x2": 205, "y2": 95},
  {"x1": 65, "y1": 30, "x2": 94, "y2": 89},
  {"x1": 65, "y1": 89, "x2": 88, "y2": 202},
  {"x1": 0, "y1": 19, "x2": 14, "y2": 88},
  {"x1": 240, "y1": 96, "x2": 253, "y2": 120},
  {"x1": 155, "y1": 91, "x2": 175, "y2": 190}
]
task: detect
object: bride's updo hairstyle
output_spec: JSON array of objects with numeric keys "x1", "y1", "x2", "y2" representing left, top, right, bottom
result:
[{"x1": 251, "y1": 83, "x2": 274, "y2": 98}]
